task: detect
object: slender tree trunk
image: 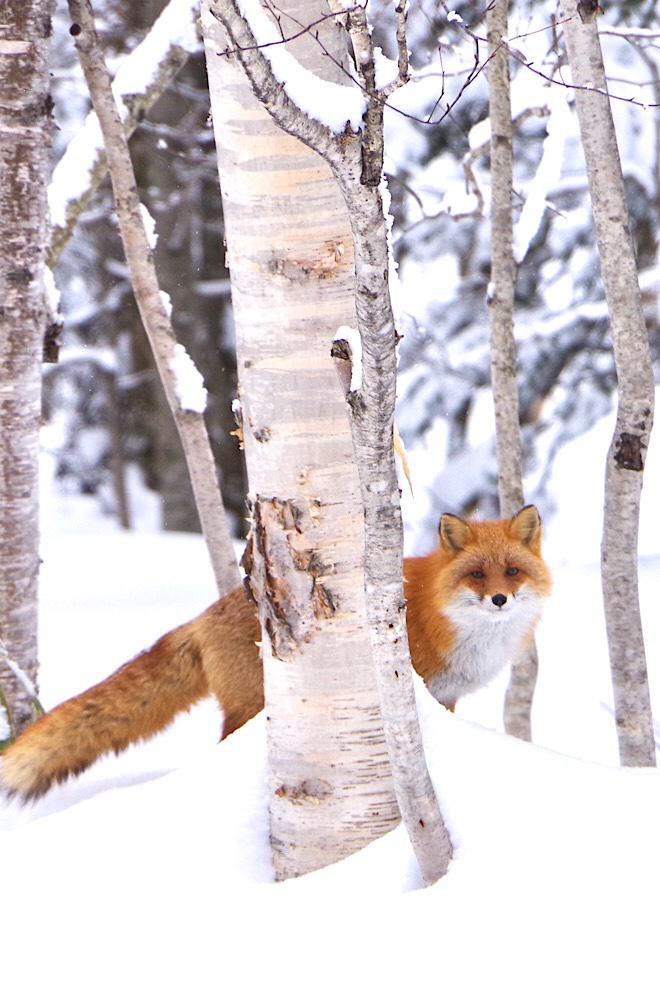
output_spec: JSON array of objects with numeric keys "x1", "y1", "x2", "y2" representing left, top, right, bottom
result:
[
  {"x1": 0, "y1": 0, "x2": 54, "y2": 734},
  {"x1": 68, "y1": 0, "x2": 239, "y2": 597},
  {"x1": 559, "y1": 0, "x2": 655, "y2": 767},
  {"x1": 330, "y1": 7, "x2": 451, "y2": 879},
  {"x1": 203, "y1": 0, "x2": 400, "y2": 879},
  {"x1": 333, "y1": 183, "x2": 453, "y2": 882},
  {"x1": 486, "y1": 0, "x2": 539, "y2": 741}
]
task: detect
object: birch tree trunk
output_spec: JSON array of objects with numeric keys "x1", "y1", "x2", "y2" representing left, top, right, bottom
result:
[
  {"x1": 0, "y1": 0, "x2": 54, "y2": 734},
  {"x1": 486, "y1": 0, "x2": 539, "y2": 741},
  {"x1": 203, "y1": 1, "x2": 399, "y2": 879},
  {"x1": 68, "y1": 0, "x2": 239, "y2": 598},
  {"x1": 559, "y1": 0, "x2": 656, "y2": 766},
  {"x1": 206, "y1": 0, "x2": 452, "y2": 884}
]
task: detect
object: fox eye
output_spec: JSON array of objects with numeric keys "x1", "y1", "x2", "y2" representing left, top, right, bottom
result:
[
  {"x1": 505, "y1": 566, "x2": 519, "y2": 576},
  {"x1": 470, "y1": 570, "x2": 485, "y2": 579}
]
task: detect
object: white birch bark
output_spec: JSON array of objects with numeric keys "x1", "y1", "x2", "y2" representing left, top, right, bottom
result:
[
  {"x1": 486, "y1": 0, "x2": 539, "y2": 742},
  {"x1": 207, "y1": 0, "x2": 452, "y2": 883},
  {"x1": 68, "y1": 0, "x2": 239, "y2": 598},
  {"x1": 559, "y1": 0, "x2": 656, "y2": 766},
  {"x1": 0, "y1": 0, "x2": 54, "y2": 734},
  {"x1": 203, "y1": 0, "x2": 399, "y2": 880},
  {"x1": 48, "y1": 0, "x2": 199, "y2": 265}
]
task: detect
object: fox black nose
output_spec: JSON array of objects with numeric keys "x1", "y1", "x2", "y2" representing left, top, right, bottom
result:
[{"x1": 492, "y1": 593, "x2": 507, "y2": 608}]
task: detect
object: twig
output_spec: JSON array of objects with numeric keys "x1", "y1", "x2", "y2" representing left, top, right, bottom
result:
[
  {"x1": 216, "y1": 2, "x2": 364, "y2": 57},
  {"x1": 219, "y1": 3, "x2": 659, "y2": 136},
  {"x1": 399, "y1": 106, "x2": 551, "y2": 237}
]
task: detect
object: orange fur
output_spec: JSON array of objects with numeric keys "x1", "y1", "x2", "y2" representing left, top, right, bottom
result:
[
  {"x1": 0, "y1": 588, "x2": 263, "y2": 801},
  {"x1": 0, "y1": 508, "x2": 550, "y2": 801}
]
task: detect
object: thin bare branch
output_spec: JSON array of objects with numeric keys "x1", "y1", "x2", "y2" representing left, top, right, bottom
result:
[{"x1": 380, "y1": 0, "x2": 411, "y2": 98}]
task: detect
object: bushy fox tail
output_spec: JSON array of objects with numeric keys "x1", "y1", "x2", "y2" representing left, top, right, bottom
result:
[{"x1": 0, "y1": 587, "x2": 263, "y2": 802}]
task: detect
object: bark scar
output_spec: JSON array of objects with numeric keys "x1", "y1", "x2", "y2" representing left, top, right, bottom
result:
[
  {"x1": 577, "y1": 0, "x2": 603, "y2": 22},
  {"x1": 614, "y1": 432, "x2": 644, "y2": 471},
  {"x1": 274, "y1": 778, "x2": 333, "y2": 804},
  {"x1": 268, "y1": 241, "x2": 345, "y2": 281},
  {"x1": 244, "y1": 496, "x2": 337, "y2": 659}
]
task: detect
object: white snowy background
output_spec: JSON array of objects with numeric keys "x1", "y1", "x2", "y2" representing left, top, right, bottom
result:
[
  {"x1": 2, "y1": 1, "x2": 660, "y2": 987},
  {"x1": 1, "y1": 392, "x2": 659, "y2": 990}
]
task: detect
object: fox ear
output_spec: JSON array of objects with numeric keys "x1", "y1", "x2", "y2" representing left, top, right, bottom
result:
[
  {"x1": 439, "y1": 513, "x2": 472, "y2": 552},
  {"x1": 509, "y1": 505, "x2": 541, "y2": 547}
]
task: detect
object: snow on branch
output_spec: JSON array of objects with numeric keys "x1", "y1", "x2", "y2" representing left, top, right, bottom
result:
[
  {"x1": 207, "y1": 0, "x2": 344, "y2": 161},
  {"x1": 0, "y1": 639, "x2": 45, "y2": 719},
  {"x1": 169, "y1": 343, "x2": 208, "y2": 414},
  {"x1": 211, "y1": 0, "x2": 365, "y2": 133}
]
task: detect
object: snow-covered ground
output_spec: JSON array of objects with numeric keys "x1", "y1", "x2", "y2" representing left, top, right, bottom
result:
[{"x1": 1, "y1": 395, "x2": 659, "y2": 989}]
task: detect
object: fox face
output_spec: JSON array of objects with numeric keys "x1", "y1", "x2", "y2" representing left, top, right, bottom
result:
[
  {"x1": 448, "y1": 555, "x2": 543, "y2": 623},
  {"x1": 437, "y1": 504, "x2": 550, "y2": 612},
  {"x1": 410, "y1": 505, "x2": 552, "y2": 707}
]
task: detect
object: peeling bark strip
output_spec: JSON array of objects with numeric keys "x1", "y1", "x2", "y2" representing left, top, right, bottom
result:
[
  {"x1": 559, "y1": 0, "x2": 655, "y2": 766},
  {"x1": 203, "y1": 0, "x2": 400, "y2": 881},
  {"x1": 247, "y1": 496, "x2": 335, "y2": 660},
  {"x1": 0, "y1": 0, "x2": 55, "y2": 734},
  {"x1": 67, "y1": 0, "x2": 239, "y2": 598}
]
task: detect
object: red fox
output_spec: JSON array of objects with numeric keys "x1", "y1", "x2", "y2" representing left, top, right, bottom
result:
[{"x1": 0, "y1": 505, "x2": 550, "y2": 801}]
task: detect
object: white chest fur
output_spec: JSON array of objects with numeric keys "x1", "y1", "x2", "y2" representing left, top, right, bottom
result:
[{"x1": 425, "y1": 591, "x2": 542, "y2": 706}]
